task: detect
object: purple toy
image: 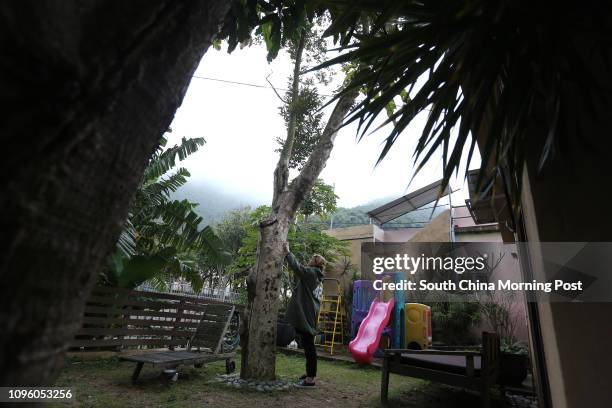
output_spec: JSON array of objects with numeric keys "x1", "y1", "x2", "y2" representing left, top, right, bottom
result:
[{"x1": 351, "y1": 280, "x2": 378, "y2": 338}]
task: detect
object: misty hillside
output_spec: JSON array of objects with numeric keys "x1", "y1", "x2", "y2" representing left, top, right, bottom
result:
[
  {"x1": 173, "y1": 181, "x2": 265, "y2": 225},
  {"x1": 175, "y1": 180, "x2": 446, "y2": 228},
  {"x1": 327, "y1": 198, "x2": 446, "y2": 229}
]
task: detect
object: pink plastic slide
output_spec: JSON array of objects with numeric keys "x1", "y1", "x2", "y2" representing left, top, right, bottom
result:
[{"x1": 348, "y1": 298, "x2": 395, "y2": 364}]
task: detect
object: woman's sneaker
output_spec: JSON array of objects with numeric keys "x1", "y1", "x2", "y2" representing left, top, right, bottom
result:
[{"x1": 296, "y1": 379, "x2": 316, "y2": 388}]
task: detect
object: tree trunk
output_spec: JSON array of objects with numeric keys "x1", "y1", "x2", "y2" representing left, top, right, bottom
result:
[
  {"x1": 241, "y1": 88, "x2": 357, "y2": 379},
  {"x1": 0, "y1": 1, "x2": 230, "y2": 386},
  {"x1": 240, "y1": 215, "x2": 291, "y2": 379},
  {"x1": 241, "y1": 31, "x2": 307, "y2": 380}
]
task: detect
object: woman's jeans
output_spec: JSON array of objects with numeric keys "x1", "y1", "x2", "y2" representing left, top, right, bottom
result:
[{"x1": 296, "y1": 329, "x2": 317, "y2": 378}]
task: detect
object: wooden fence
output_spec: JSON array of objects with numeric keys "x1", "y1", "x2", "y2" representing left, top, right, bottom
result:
[{"x1": 70, "y1": 286, "x2": 241, "y2": 351}]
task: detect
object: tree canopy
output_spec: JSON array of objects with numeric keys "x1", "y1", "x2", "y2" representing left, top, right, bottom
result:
[{"x1": 220, "y1": 0, "x2": 612, "y2": 208}]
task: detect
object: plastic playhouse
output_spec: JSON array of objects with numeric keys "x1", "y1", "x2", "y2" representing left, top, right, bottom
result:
[
  {"x1": 348, "y1": 277, "x2": 432, "y2": 364},
  {"x1": 405, "y1": 303, "x2": 432, "y2": 350}
]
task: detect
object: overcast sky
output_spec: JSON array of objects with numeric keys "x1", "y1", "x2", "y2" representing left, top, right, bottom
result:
[{"x1": 168, "y1": 42, "x2": 479, "y2": 208}]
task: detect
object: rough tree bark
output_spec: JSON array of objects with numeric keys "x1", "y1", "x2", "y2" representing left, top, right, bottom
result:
[
  {"x1": 240, "y1": 38, "x2": 357, "y2": 377},
  {"x1": 0, "y1": 1, "x2": 230, "y2": 386}
]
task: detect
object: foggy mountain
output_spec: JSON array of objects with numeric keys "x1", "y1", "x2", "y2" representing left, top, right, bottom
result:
[
  {"x1": 175, "y1": 180, "x2": 445, "y2": 228},
  {"x1": 173, "y1": 180, "x2": 265, "y2": 225}
]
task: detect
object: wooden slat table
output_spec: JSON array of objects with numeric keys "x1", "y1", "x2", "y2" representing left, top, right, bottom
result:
[
  {"x1": 381, "y1": 332, "x2": 500, "y2": 408},
  {"x1": 120, "y1": 350, "x2": 236, "y2": 382}
]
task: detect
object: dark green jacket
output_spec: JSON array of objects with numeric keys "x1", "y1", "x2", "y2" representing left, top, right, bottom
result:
[{"x1": 285, "y1": 252, "x2": 323, "y2": 336}]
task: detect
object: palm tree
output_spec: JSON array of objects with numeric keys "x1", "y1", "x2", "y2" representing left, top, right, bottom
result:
[{"x1": 315, "y1": 1, "x2": 610, "y2": 207}]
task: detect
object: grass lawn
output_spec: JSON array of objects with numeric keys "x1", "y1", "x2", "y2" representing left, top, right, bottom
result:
[{"x1": 52, "y1": 352, "x2": 501, "y2": 407}]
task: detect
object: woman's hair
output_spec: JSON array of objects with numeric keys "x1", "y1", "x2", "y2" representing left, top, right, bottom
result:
[{"x1": 309, "y1": 254, "x2": 326, "y2": 271}]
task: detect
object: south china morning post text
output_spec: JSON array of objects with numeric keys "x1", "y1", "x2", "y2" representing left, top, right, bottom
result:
[{"x1": 371, "y1": 253, "x2": 583, "y2": 294}]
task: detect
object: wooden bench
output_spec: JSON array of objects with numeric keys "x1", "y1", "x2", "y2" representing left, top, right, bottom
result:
[
  {"x1": 381, "y1": 332, "x2": 500, "y2": 408},
  {"x1": 70, "y1": 286, "x2": 240, "y2": 382},
  {"x1": 120, "y1": 303, "x2": 237, "y2": 382}
]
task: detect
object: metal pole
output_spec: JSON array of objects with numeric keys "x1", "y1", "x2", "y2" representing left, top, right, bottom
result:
[{"x1": 449, "y1": 187, "x2": 455, "y2": 242}]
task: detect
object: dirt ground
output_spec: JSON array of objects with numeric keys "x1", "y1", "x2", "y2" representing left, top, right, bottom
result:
[{"x1": 51, "y1": 353, "x2": 503, "y2": 408}]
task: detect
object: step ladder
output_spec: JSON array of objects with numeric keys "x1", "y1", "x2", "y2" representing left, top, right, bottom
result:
[{"x1": 316, "y1": 278, "x2": 345, "y2": 355}]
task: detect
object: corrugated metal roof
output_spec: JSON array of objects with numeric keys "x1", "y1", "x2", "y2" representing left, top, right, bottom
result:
[{"x1": 367, "y1": 179, "x2": 450, "y2": 225}]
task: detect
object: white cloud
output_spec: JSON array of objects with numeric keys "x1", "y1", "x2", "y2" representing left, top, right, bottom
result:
[{"x1": 168, "y1": 42, "x2": 480, "y2": 208}]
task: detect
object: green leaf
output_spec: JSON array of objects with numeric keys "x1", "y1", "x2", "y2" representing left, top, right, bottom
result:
[
  {"x1": 118, "y1": 247, "x2": 177, "y2": 289},
  {"x1": 143, "y1": 137, "x2": 205, "y2": 183}
]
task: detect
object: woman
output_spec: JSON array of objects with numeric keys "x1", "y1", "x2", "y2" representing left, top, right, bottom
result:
[{"x1": 284, "y1": 242, "x2": 326, "y2": 388}]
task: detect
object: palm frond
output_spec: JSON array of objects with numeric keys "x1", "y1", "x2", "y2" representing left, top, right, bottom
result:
[
  {"x1": 147, "y1": 274, "x2": 170, "y2": 292},
  {"x1": 197, "y1": 225, "x2": 231, "y2": 266},
  {"x1": 151, "y1": 200, "x2": 228, "y2": 264},
  {"x1": 316, "y1": 0, "x2": 609, "y2": 207},
  {"x1": 143, "y1": 137, "x2": 205, "y2": 182},
  {"x1": 138, "y1": 168, "x2": 190, "y2": 208},
  {"x1": 116, "y1": 217, "x2": 137, "y2": 257},
  {"x1": 165, "y1": 255, "x2": 205, "y2": 293}
]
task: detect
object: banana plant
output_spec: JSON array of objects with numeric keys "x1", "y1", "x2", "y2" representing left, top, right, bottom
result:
[{"x1": 102, "y1": 136, "x2": 229, "y2": 291}]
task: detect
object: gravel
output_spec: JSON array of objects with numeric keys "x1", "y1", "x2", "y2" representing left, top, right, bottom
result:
[
  {"x1": 213, "y1": 373, "x2": 298, "y2": 392},
  {"x1": 506, "y1": 392, "x2": 538, "y2": 408}
]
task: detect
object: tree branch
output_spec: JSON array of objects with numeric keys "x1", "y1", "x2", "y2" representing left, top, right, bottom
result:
[
  {"x1": 272, "y1": 32, "x2": 306, "y2": 206},
  {"x1": 265, "y1": 72, "x2": 287, "y2": 104},
  {"x1": 288, "y1": 89, "x2": 357, "y2": 213}
]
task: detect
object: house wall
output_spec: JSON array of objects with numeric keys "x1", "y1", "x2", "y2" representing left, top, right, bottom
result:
[
  {"x1": 325, "y1": 208, "x2": 529, "y2": 346},
  {"x1": 324, "y1": 224, "x2": 378, "y2": 272},
  {"x1": 323, "y1": 225, "x2": 379, "y2": 317},
  {"x1": 454, "y1": 230, "x2": 503, "y2": 242},
  {"x1": 410, "y1": 210, "x2": 528, "y2": 343},
  {"x1": 407, "y1": 209, "x2": 451, "y2": 242},
  {"x1": 521, "y1": 165, "x2": 612, "y2": 408},
  {"x1": 382, "y1": 228, "x2": 420, "y2": 242},
  {"x1": 324, "y1": 212, "x2": 451, "y2": 276},
  {"x1": 468, "y1": 248, "x2": 529, "y2": 344}
]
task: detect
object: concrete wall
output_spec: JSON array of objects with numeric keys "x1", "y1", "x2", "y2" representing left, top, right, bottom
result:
[
  {"x1": 324, "y1": 217, "x2": 446, "y2": 277},
  {"x1": 382, "y1": 228, "x2": 420, "y2": 242},
  {"x1": 454, "y1": 229, "x2": 503, "y2": 242},
  {"x1": 470, "y1": 248, "x2": 529, "y2": 344},
  {"x1": 325, "y1": 224, "x2": 378, "y2": 274},
  {"x1": 323, "y1": 225, "x2": 378, "y2": 315},
  {"x1": 408, "y1": 210, "x2": 452, "y2": 242}
]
